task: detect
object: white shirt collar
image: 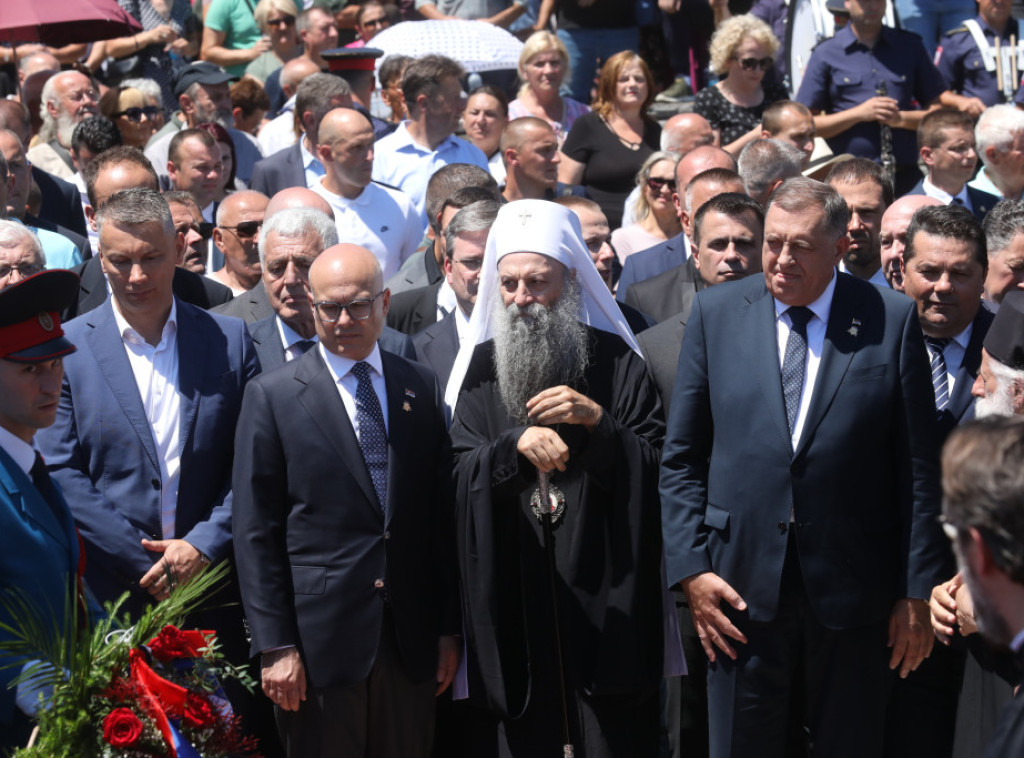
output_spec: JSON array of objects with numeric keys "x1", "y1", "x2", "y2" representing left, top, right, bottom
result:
[
  {"x1": 437, "y1": 279, "x2": 458, "y2": 316},
  {"x1": 922, "y1": 176, "x2": 970, "y2": 207},
  {"x1": 300, "y1": 138, "x2": 321, "y2": 170},
  {"x1": 0, "y1": 423, "x2": 37, "y2": 476},
  {"x1": 276, "y1": 315, "x2": 316, "y2": 350},
  {"x1": 111, "y1": 297, "x2": 178, "y2": 347},
  {"x1": 319, "y1": 341, "x2": 384, "y2": 385},
  {"x1": 773, "y1": 269, "x2": 837, "y2": 325},
  {"x1": 454, "y1": 302, "x2": 472, "y2": 342}
]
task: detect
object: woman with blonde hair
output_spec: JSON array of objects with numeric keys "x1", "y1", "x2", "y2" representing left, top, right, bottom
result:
[
  {"x1": 695, "y1": 14, "x2": 786, "y2": 157},
  {"x1": 559, "y1": 51, "x2": 661, "y2": 229},
  {"x1": 508, "y1": 31, "x2": 590, "y2": 146},
  {"x1": 100, "y1": 87, "x2": 159, "y2": 148},
  {"x1": 611, "y1": 152, "x2": 682, "y2": 262},
  {"x1": 245, "y1": 0, "x2": 302, "y2": 83}
]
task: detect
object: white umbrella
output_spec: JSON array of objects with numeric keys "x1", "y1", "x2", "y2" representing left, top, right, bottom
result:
[{"x1": 371, "y1": 19, "x2": 523, "y2": 73}]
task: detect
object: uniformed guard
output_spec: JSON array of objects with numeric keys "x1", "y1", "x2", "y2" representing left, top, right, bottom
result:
[
  {"x1": 937, "y1": 0, "x2": 1022, "y2": 114},
  {"x1": 320, "y1": 46, "x2": 395, "y2": 141},
  {"x1": 796, "y1": 0, "x2": 949, "y2": 196},
  {"x1": 0, "y1": 270, "x2": 92, "y2": 753}
]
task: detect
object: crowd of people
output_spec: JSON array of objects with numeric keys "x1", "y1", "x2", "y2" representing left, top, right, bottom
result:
[{"x1": 5, "y1": 0, "x2": 1024, "y2": 757}]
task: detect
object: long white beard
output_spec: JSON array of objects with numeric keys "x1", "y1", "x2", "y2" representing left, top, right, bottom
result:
[
  {"x1": 975, "y1": 388, "x2": 1015, "y2": 419},
  {"x1": 492, "y1": 277, "x2": 589, "y2": 425}
]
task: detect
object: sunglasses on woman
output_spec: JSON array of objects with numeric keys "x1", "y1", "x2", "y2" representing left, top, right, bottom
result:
[
  {"x1": 735, "y1": 56, "x2": 773, "y2": 72},
  {"x1": 266, "y1": 15, "x2": 296, "y2": 26},
  {"x1": 646, "y1": 177, "x2": 677, "y2": 192},
  {"x1": 114, "y1": 106, "x2": 161, "y2": 123}
]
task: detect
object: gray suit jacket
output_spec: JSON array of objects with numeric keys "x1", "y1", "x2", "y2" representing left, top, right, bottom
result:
[
  {"x1": 624, "y1": 257, "x2": 705, "y2": 325},
  {"x1": 249, "y1": 142, "x2": 304, "y2": 199},
  {"x1": 636, "y1": 302, "x2": 695, "y2": 418},
  {"x1": 212, "y1": 281, "x2": 275, "y2": 323},
  {"x1": 412, "y1": 311, "x2": 459, "y2": 388}
]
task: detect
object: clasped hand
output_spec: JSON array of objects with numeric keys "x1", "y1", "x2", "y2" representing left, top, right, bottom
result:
[{"x1": 517, "y1": 386, "x2": 603, "y2": 473}]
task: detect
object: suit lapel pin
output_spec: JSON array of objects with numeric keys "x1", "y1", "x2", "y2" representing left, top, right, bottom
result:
[
  {"x1": 402, "y1": 401, "x2": 412, "y2": 412},
  {"x1": 404, "y1": 388, "x2": 416, "y2": 398},
  {"x1": 847, "y1": 318, "x2": 862, "y2": 338}
]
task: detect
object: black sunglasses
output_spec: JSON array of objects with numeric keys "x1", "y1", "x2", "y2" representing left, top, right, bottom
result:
[
  {"x1": 266, "y1": 15, "x2": 296, "y2": 26},
  {"x1": 220, "y1": 220, "x2": 262, "y2": 238},
  {"x1": 646, "y1": 177, "x2": 677, "y2": 192},
  {"x1": 735, "y1": 56, "x2": 773, "y2": 72},
  {"x1": 177, "y1": 221, "x2": 214, "y2": 241},
  {"x1": 114, "y1": 106, "x2": 161, "y2": 123}
]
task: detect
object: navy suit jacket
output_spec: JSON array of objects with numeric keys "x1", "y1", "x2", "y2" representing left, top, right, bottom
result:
[
  {"x1": 936, "y1": 306, "x2": 994, "y2": 438},
  {"x1": 616, "y1": 232, "x2": 689, "y2": 304},
  {"x1": 33, "y1": 166, "x2": 87, "y2": 238},
  {"x1": 0, "y1": 445, "x2": 82, "y2": 730},
  {"x1": 904, "y1": 178, "x2": 1001, "y2": 222},
  {"x1": 412, "y1": 311, "x2": 459, "y2": 388},
  {"x1": 233, "y1": 347, "x2": 457, "y2": 689},
  {"x1": 248, "y1": 314, "x2": 416, "y2": 372},
  {"x1": 250, "y1": 142, "x2": 304, "y2": 199},
  {"x1": 661, "y1": 273, "x2": 946, "y2": 629},
  {"x1": 36, "y1": 299, "x2": 261, "y2": 606}
]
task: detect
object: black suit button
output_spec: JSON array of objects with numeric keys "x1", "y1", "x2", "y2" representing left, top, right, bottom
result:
[
  {"x1": 151, "y1": 478, "x2": 160, "y2": 490},
  {"x1": 777, "y1": 522, "x2": 787, "y2": 534}
]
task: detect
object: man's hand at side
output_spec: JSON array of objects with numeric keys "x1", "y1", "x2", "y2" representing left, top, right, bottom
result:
[
  {"x1": 681, "y1": 571, "x2": 748, "y2": 663},
  {"x1": 262, "y1": 647, "x2": 307, "y2": 711},
  {"x1": 888, "y1": 597, "x2": 934, "y2": 678},
  {"x1": 436, "y1": 635, "x2": 459, "y2": 695}
]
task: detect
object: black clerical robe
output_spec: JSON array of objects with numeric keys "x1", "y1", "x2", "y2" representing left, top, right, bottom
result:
[{"x1": 450, "y1": 327, "x2": 667, "y2": 757}]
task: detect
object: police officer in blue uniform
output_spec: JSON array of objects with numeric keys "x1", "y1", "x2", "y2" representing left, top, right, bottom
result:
[
  {"x1": 797, "y1": 0, "x2": 948, "y2": 195},
  {"x1": 0, "y1": 270, "x2": 93, "y2": 753},
  {"x1": 937, "y1": 0, "x2": 1021, "y2": 115}
]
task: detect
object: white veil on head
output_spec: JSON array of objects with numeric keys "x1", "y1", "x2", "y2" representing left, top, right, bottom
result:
[{"x1": 443, "y1": 199, "x2": 642, "y2": 411}]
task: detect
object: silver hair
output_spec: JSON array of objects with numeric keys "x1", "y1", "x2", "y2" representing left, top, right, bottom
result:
[
  {"x1": 766, "y1": 176, "x2": 851, "y2": 239},
  {"x1": 0, "y1": 220, "x2": 44, "y2": 265},
  {"x1": 295, "y1": 74, "x2": 352, "y2": 142},
  {"x1": 976, "y1": 105, "x2": 1024, "y2": 165},
  {"x1": 95, "y1": 188, "x2": 173, "y2": 238},
  {"x1": 491, "y1": 273, "x2": 589, "y2": 424},
  {"x1": 444, "y1": 200, "x2": 500, "y2": 256},
  {"x1": 258, "y1": 207, "x2": 338, "y2": 266},
  {"x1": 37, "y1": 74, "x2": 60, "y2": 143},
  {"x1": 738, "y1": 138, "x2": 805, "y2": 200},
  {"x1": 121, "y1": 78, "x2": 163, "y2": 105},
  {"x1": 983, "y1": 199, "x2": 1024, "y2": 257}
]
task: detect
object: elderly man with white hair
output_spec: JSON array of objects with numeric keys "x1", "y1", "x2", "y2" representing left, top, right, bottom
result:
[
  {"x1": 447, "y1": 199, "x2": 683, "y2": 758},
  {"x1": 27, "y1": 71, "x2": 99, "y2": 180},
  {"x1": 969, "y1": 104, "x2": 1024, "y2": 201},
  {"x1": 0, "y1": 221, "x2": 45, "y2": 289}
]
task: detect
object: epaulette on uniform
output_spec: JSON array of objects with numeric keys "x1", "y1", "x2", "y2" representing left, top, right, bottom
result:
[{"x1": 945, "y1": 26, "x2": 969, "y2": 36}]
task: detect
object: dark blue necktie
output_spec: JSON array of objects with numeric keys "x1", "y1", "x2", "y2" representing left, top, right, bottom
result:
[
  {"x1": 782, "y1": 306, "x2": 813, "y2": 437},
  {"x1": 926, "y1": 337, "x2": 951, "y2": 411},
  {"x1": 352, "y1": 361, "x2": 388, "y2": 511}
]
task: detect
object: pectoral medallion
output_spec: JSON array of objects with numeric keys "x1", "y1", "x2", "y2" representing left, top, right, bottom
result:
[{"x1": 531, "y1": 482, "x2": 566, "y2": 525}]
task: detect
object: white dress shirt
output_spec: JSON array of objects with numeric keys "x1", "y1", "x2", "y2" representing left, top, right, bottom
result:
[
  {"x1": 311, "y1": 180, "x2": 424, "y2": 280},
  {"x1": 276, "y1": 316, "x2": 318, "y2": 362},
  {"x1": 436, "y1": 279, "x2": 458, "y2": 321},
  {"x1": 0, "y1": 423, "x2": 37, "y2": 477},
  {"x1": 112, "y1": 300, "x2": 181, "y2": 540},
  {"x1": 774, "y1": 271, "x2": 837, "y2": 451},
  {"x1": 838, "y1": 260, "x2": 888, "y2": 288},
  {"x1": 922, "y1": 176, "x2": 971, "y2": 211},
  {"x1": 319, "y1": 343, "x2": 389, "y2": 438},
  {"x1": 257, "y1": 96, "x2": 299, "y2": 156}
]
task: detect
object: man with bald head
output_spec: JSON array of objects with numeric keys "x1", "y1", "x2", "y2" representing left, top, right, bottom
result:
[
  {"x1": 621, "y1": 112, "x2": 717, "y2": 226},
  {"x1": 501, "y1": 117, "x2": 562, "y2": 201},
  {"x1": 257, "y1": 57, "x2": 324, "y2": 157},
  {"x1": 234, "y1": 243, "x2": 457, "y2": 758},
  {"x1": 209, "y1": 190, "x2": 269, "y2": 295},
  {"x1": 313, "y1": 108, "x2": 422, "y2": 280},
  {"x1": 617, "y1": 149, "x2": 742, "y2": 302},
  {"x1": 880, "y1": 195, "x2": 943, "y2": 291},
  {"x1": 27, "y1": 70, "x2": 99, "y2": 180}
]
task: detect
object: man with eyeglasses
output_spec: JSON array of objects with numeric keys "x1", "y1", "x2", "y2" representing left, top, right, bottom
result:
[
  {"x1": 905, "y1": 108, "x2": 1000, "y2": 222},
  {"x1": 233, "y1": 243, "x2": 457, "y2": 758},
  {"x1": 0, "y1": 221, "x2": 45, "y2": 289},
  {"x1": 796, "y1": 0, "x2": 949, "y2": 196},
  {"x1": 27, "y1": 71, "x2": 100, "y2": 181},
  {"x1": 164, "y1": 191, "x2": 212, "y2": 276},
  {"x1": 209, "y1": 190, "x2": 269, "y2": 295}
]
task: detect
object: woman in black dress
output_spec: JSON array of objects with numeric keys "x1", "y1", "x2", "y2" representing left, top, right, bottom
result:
[
  {"x1": 695, "y1": 14, "x2": 785, "y2": 158},
  {"x1": 558, "y1": 51, "x2": 661, "y2": 230}
]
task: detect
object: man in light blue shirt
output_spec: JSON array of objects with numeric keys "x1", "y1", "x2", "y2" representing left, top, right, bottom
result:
[{"x1": 372, "y1": 55, "x2": 488, "y2": 222}]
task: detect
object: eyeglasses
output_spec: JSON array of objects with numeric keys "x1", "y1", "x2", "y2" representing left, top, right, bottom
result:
[
  {"x1": 0, "y1": 262, "x2": 44, "y2": 280},
  {"x1": 453, "y1": 257, "x2": 483, "y2": 272},
  {"x1": 735, "y1": 56, "x2": 773, "y2": 72},
  {"x1": 220, "y1": 220, "x2": 262, "y2": 238},
  {"x1": 361, "y1": 16, "x2": 387, "y2": 27},
  {"x1": 646, "y1": 177, "x2": 677, "y2": 192},
  {"x1": 113, "y1": 106, "x2": 161, "y2": 123},
  {"x1": 175, "y1": 222, "x2": 214, "y2": 241},
  {"x1": 314, "y1": 291, "x2": 384, "y2": 323},
  {"x1": 266, "y1": 15, "x2": 295, "y2": 26}
]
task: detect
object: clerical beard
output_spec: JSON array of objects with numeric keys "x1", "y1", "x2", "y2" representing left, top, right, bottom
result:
[{"x1": 492, "y1": 276, "x2": 589, "y2": 425}]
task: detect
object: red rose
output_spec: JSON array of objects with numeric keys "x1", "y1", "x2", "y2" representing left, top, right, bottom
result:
[
  {"x1": 148, "y1": 625, "x2": 192, "y2": 661},
  {"x1": 183, "y1": 691, "x2": 216, "y2": 729},
  {"x1": 102, "y1": 707, "x2": 144, "y2": 748}
]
